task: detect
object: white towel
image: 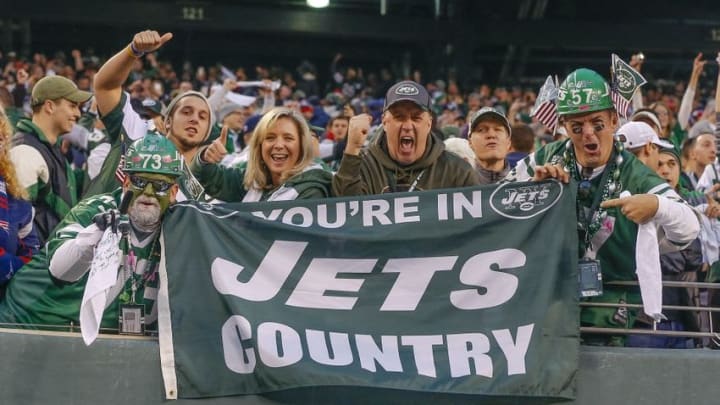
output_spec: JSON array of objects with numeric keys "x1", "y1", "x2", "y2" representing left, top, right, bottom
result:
[
  {"x1": 79, "y1": 229, "x2": 122, "y2": 345},
  {"x1": 620, "y1": 191, "x2": 665, "y2": 321},
  {"x1": 635, "y1": 219, "x2": 666, "y2": 321}
]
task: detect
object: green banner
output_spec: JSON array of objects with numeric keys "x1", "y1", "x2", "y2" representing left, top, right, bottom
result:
[{"x1": 157, "y1": 180, "x2": 579, "y2": 402}]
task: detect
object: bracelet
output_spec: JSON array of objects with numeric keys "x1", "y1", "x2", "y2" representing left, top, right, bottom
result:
[{"x1": 126, "y1": 43, "x2": 145, "y2": 58}]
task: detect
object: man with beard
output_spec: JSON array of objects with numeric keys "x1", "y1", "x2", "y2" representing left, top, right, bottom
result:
[
  {"x1": 332, "y1": 80, "x2": 478, "y2": 196},
  {"x1": 88, "y1": 29, "x2": 215, "y2": 203},
  {"x1": 0, "y1": 133, "x2": 182, "y2": 336},
  {"x1": 506, "y1": 68, "x2": 700, "y2": 345}
]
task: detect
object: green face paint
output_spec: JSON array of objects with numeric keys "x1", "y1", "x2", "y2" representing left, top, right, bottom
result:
[{"x1": 127, "y1": 173, "x2": 177, "y2": 214}]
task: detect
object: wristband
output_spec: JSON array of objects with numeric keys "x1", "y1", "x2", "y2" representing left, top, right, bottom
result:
[{"x1": 126, "y1": 43, "x2": 145, "y2": 58}]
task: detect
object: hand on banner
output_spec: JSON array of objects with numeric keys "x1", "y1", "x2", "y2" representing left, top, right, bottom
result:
[
  {"x1": 202, "y1": 126, "x2": 229, "y2": 164},
  {"x1": 345, "y1": 114, "x2": 373, "y2": 156},
  {"x1": 131, "y1": 30, "x2": 173, "y2": 54},
  {"x1": 601, "y1": 194, "x2": 658, "y2": 224},
  {"x1": 532, "y1": 163, "x2": 569, "y2": 183}
]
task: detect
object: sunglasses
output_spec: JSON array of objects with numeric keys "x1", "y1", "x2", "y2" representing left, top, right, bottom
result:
[{"x1": 129, "y1": 175, "x2": 173, "y2": 194}]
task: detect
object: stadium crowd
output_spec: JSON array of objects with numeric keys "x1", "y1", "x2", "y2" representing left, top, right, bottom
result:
[{"x1": 1, "y1": 30, "x2": 720, "y2": 348}]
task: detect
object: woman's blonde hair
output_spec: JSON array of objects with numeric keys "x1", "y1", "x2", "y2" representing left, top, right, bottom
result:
[
  {"x1": 244, "y1": 107, "x2": 315, "y2": 190},
  {"x1": 0, "y1": 106, "x2": 27, "y2": 200}
]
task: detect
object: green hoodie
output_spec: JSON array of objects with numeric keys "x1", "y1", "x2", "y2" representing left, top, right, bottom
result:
[
  {"x1": 189, "y1": 154, "x2": 332, "y2": 202},
  {"x1": 332, "y1": 131, "x2": 479, "y2": 196}
]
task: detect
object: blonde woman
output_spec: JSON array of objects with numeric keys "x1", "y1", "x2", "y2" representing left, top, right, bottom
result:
[
  {"x1": 191, "y1": 107, "x2": 332, "y2": 201},
  {"x1": 0, "y1": 106, "x2": 39, "y2": 281}
]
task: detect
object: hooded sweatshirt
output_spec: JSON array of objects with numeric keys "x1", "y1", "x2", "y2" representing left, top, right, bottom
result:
[{"x1": 332, "y1": 130, "x2": 478, "y2": 196}]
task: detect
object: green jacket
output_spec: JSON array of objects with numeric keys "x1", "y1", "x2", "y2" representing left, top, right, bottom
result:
[
  {"x1": 190, "y1": 156, "x2": 332, "y2": 202},
  {"x1": 332, "y1": 131, "x2": 479, "y2": 196}
]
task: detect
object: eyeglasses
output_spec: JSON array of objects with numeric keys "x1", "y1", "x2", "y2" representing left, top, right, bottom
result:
[{"x1": 129, "y1": 175, "x2": 173, "y2": 194}]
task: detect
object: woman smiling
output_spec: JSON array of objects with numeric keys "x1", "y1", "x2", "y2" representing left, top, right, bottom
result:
[{"x1": 191, "y1": 107, "x2": 332, "y2": 202}]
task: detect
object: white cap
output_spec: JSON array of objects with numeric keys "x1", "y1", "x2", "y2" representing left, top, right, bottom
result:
[{"x1": 618, "y1": 121, "x2": 673, "y2": 150}]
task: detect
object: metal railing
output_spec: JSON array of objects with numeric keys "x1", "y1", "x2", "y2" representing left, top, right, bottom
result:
[
  {"x1": 580, "y1": 280, "x2": 720, "y2": 344},
  {"x1": 1, "y1": 279, "x2": 718, "y2": 345}
]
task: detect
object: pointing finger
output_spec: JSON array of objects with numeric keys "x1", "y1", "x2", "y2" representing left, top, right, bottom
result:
[{"x1": 600, "y1": 198, "x2": 624, "y2": 209}]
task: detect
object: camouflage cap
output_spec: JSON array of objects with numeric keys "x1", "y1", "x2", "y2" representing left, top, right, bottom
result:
[{"x1": 31, "y1": 76, "x2": 92, "y2": 107}]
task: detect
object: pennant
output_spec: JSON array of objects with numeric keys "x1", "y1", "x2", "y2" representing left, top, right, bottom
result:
[{"x1": 610, "y1": 54, "x2": 647, "y2": 118}]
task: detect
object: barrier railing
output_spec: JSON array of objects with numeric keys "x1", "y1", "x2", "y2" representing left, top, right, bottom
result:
[{"x1": 580, "y1": 280, "x2": 720, "y2": 343}]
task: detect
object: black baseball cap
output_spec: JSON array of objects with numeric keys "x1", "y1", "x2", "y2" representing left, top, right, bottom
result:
[
  {"x1": 384, "y1": 80, "x2": 431, "y2": 111},
  {"x1": 141, "y1": 98, "x2": 163, "y2": 117}
]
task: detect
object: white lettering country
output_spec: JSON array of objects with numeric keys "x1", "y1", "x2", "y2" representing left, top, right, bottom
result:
[{"x1": 221, "y1": 315, "x2": 535, "y2": 379}]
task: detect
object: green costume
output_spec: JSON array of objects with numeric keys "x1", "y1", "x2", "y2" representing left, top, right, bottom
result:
[
  {"x1": 508, "y1": 68, "x2": 699, "y2": 343},
  {"x1": 0, "y1": 134, "x2": 181, "y2": 332}
]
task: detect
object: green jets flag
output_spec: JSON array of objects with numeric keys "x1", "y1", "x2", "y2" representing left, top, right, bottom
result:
[{"x1": 157, "y1": 180, "x2": 580, "y2": 403}]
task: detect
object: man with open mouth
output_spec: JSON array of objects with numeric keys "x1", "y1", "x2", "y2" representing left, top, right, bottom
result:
[
  {"x1": 506, "y1": 68, "x2": 700, "y2": 346},
  {"x1": 332, "y1": 80, "x2": 478, "y2": 196}
]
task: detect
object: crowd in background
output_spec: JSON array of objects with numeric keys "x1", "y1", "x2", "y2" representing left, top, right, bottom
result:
[
  {"x1": 1, "y1": 38, "x2": 720, "y2": 349},
  {"x1": 1, "y1": 47, "x2": 717, "y2": 141}
]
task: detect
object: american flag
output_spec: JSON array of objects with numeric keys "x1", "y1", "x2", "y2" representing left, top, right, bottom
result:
[
  {"x1": 533, "y1": 100, "x2": 558, "y2": 133},
  {"x1": 531, "y1": 75, "x2": 559, "y2": 133},
  {"x1": 611, "y1": 85, "x2": 631, "y2": 119},
  {"x1": 115, "y1": 139, "x2": 128, "y2": 184},
  {"x1": 115, "y1": 154, "x2": 126, "y2": 184}
]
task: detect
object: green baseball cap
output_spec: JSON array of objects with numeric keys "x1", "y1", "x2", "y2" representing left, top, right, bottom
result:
[{"x1": 31, "y1": 76, "x2": 92, "y2": 107}]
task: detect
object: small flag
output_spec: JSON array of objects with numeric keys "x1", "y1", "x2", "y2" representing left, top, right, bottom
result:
[
  {"x1": 531, "y1": 75, "x2": 558, "y2": 133},
  {"x1": 610, "y1": 54, "x2": 647, "y2": 118},
  {"x1": 115, "y1": 154, "x2": 126, "y2": 184},
  {"x1": 610, "y1": 88, "x2": 630, "y2": 120},
  {"x1": 115, "y1": 139, "x2": 128, "y2": 184}
]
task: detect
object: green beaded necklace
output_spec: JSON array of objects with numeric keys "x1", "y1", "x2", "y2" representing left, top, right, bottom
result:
[{"x1": 562, "y1": 137, "x2": 625, "y2": 252}]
